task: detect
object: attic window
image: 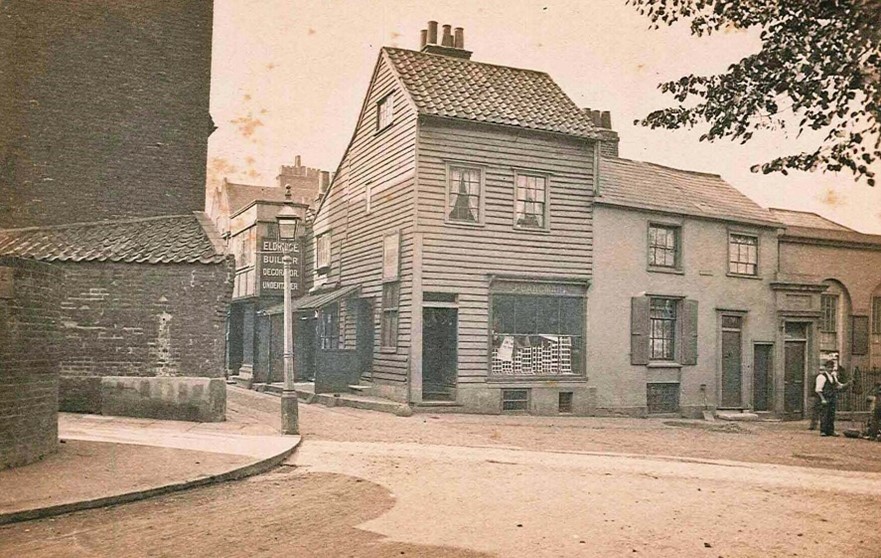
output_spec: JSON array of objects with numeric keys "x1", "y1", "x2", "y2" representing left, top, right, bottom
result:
[{"x1": 377, "y1": 95, "x2": 394, "y2": 131}]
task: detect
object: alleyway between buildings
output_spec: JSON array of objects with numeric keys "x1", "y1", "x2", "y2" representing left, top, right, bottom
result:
[{"x1": 2, "y1": 387, "x2": 881, "y2": 557}]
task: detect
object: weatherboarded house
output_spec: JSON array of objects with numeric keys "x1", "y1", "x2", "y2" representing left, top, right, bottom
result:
[{"x1": 301, "y1": 24, "x2": 617, "y2": 414}]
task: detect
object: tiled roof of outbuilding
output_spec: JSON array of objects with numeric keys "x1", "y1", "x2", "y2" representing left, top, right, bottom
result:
[
  {"x1": 0, "y1": 213, "x2": 227, "y2": 264},
  {"x1": 383, "y1": 47, "x2": 599, "y2": 139},
  {"x1": 597, "y1": 157, "x2": 780, "y2": 227}
]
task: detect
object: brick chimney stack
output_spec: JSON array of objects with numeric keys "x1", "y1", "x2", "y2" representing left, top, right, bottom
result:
[
  {"x1": 582, "y1": 108, "x2": 620, "y2": 158},
  {"x1": 420, "y1": 21, "x2": 472, "y2": 60}
]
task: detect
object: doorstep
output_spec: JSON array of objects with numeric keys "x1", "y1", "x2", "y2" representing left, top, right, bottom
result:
[{"x1": 260, "y1": 382, "x2": 412, "y2": 417}]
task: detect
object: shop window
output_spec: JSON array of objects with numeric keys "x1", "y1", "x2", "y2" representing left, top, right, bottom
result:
[
  {"x1": 381, "y1": 282, "x2": 400, "y2": 350},
  {"x1": 315, "y1": 233, "x2": 331, "y2": 274},
  {"x1": 728, "y1": 233, "x2": 758, "y2": 276},
  {"x1": 318, "y1": 303, "x2": 339, "y2": 350},
  {"x1": 820, "y1": 294, "x2": 838, "y2": 333},
  {"x1": 648, "y1": 224, "x2": 680, "y2": 269},
  {"x1": 631, "y1": 297, "x2": 698, "y2": 366},
  {"x1": 501, "y1": 389, "x2": 529, "y2": 412},
  {"x1": 514, "y1": 173, "x2": 548, "y2": 229},
  {"x1": 376, "y1": 94, "x2": 393, "y2": 131},
  {"x1": 558, "y1": 392, "x2": 573, "y2": 414},
  {"x1": 490, "y1": 295, "x2": 584, "y2": 376},
  {"x1": 447, "y1": 166, "x2": 482, "y2": 223}
]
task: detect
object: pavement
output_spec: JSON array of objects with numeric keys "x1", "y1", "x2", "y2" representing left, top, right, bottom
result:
[{"x1": 0, "y1": 408, "x2": 300, "y2": 525}]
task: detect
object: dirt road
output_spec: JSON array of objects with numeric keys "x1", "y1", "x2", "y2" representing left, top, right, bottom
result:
[{"x1": 3, "y1": 390, "x2": 880, "y2": 557}]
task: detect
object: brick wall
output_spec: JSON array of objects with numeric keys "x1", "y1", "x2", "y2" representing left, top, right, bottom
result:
[
  {"x1": 0, "y1": 257, "x2": 62, "y2": 469},
  {"x1": 58, "y1": 261, "x2": 233, "y2": 412},
  {"x1": 0, "y1": 0, "x2": 214, "y2": 227}
]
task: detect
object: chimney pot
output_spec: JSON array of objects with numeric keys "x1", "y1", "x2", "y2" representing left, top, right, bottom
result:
[
  {"x1": 427, "y1": 21, "x2": 438, "y2": 44},
  {"x1": 600, "y1": 111, "x2": 612, "y2": 129},
  {"x1": 441, "y1": 24, "x2": 453, "y2": 47},
  {"x1": 420, "y1": 29, "x2": 427, "y2": 49},
  {"x1": 591, "y1": 110, "x2": 602, "y2": 127},
  {"x1": 454, "y1": 27, "x2": 464, "y2": 49}
]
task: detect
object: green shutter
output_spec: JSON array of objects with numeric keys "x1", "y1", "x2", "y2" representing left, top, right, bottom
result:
[
  {"x1": 680, "y1": 299, "x2": 699, "y2": 366},
  {"x1": 631, "y1": 297, "x2": 650, "y2": 365}
]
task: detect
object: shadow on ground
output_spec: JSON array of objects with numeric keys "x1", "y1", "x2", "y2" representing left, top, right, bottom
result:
[{"x1": 0, "y1": 470, "x2": 493, "y2": 558}]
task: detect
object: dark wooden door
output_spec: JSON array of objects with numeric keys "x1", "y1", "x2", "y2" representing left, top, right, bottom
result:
[
  {"x1": 784, "y1": 340, "x2": 806, "y2": 417},
  {"x1": 422, "y1": 307, "x2": 457, "y2": 401},
  {"x1": 720, "y1": 317, "x2": 743, "y2": 408},
  {"x1": 753, "y1": 344, "x2": 773, "y2": 412}
]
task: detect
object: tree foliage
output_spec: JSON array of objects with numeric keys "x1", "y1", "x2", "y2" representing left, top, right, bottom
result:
[{"x1": 630, "y1": 0, "x2": 881, "y2": 186}]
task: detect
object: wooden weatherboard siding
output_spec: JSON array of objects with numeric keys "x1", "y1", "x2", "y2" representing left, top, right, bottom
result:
[
  {"x1": 309, "y1": 52, "x2": 417, "y2": 386},
  {"x1": 415, "y1": 116, "x2": 596, "y2": 385}
]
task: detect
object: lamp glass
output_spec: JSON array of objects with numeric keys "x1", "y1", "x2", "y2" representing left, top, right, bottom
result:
[{"x1": 277, "y1": 218, "x2": 299, "y2": 241}]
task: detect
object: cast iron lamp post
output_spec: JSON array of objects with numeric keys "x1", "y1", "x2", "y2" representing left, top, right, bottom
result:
[{"x1": 275, "y1": 198, "x2": 304, "y2": 435}]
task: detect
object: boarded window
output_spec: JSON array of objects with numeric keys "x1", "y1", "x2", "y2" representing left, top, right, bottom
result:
[
  {"x1": 501, "y1": 389, "x2": 529, "y2": 412},
  {"x1": 514, "y1": 174, "x2": 548, "y2": 229},
  {"x1": 447, "y1": 166, "x2": 481, "y2": 223},
  {"x1": 820, "y1": 295, "x2": 838, "y2": 333},
  {"x1": 852, "y1": 315, "x2": 869, "y2": 356},
  {"x1": 382, "y1": 232, "x2": 400, "y2": 281},
  {"x1": 490, "y1": 295, "x2": 584, "y2": 376},
  {"x1": 648, "y1": 224, "x2": 680, "y2": 268},
  {"x1": 381, "y1": 282, "x2": 400, "y2": 350},
  {"x1": 728, "y1": 234, "x2": 758, "y2": 276},
  {"x1": 647, "y1": 383, "x2": 680, "y2": 414},
  {"x1": 315, "y1": 233, "x2": 331, "y2": 273}
]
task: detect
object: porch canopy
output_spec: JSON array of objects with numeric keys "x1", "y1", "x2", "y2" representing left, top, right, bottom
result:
[{"x1": 262, "y1": 284, "x2": 361, "y2": 316}]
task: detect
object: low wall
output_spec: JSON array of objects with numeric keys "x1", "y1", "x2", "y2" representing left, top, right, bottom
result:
[{"x1": 60, "y1": 376, "x2": 226, "y2": 422}]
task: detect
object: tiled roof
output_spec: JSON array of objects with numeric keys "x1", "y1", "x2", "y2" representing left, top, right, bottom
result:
[
  {"x1": 383, "y1": 48, "x2": 599, "y2": 139},
  {"x1": 596, "y1": 157, "x2": 780, "y2": 227},
  {"x1": 0, "y1": 213, "x2": 227, "y2": 264},
  {"x1": 768, "y1": 208, "x2": 853, "y2": 231}
]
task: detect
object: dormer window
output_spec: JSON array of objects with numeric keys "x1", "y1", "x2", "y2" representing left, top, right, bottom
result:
[{"x1": 377, "y1": 95, "x2": 394, "y2": 131}]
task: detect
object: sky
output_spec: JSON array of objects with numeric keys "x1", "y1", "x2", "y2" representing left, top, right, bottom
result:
[{"x1": 209, "y1": 0, "x2": 881, "y2": 233}]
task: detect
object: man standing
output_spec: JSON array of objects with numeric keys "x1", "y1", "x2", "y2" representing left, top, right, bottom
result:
[{"x1": 816, "y1": 360, "x2": 847, "y2": 437}]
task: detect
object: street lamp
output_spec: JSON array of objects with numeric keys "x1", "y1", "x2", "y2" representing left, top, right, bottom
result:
[{"x1": 275, "y1": 194, "x2": 304, "y2": 436}]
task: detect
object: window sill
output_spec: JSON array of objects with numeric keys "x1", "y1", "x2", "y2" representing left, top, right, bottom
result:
[
  {"x1": 445, "y1": 220, "x2": 485, "y2": 229},
  {"x1": 513, "y1": 226, "x2": 551, "y2": 234},
  {"x1": 726, "y1": 272, "x2": 761, "y2": 280},
  {"x1": 646, "y1": 362, "x2": 682, "y2": 368},
  {"x1": 379, "y1": 346, "x2": 398, "y2": 354},
  {"x1": 374, "y1": 122, "x2": 394, "y2": 136},
  {"x1": 647, "y1": 266, "x2": 684, "y2": 275}
]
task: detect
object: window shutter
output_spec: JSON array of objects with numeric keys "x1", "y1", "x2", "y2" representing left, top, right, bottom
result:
[
  {"x1": 680, "y1": 299, "x2": 699, "y2": 365},
  {"x1": 631, "y1": 297, "x2": 650, "y2": 365},
  {"x1": 851, "y1": 315, "x2": 869, "y2": 356}
]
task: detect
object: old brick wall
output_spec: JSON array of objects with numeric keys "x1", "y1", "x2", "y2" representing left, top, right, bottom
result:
[
  {"x1": 0, "y1": 0, "x2": 214, "y2": 227},
  {"x1": 0, "y1": 257, "x2": 62, "y2": 469},
  {"x1": 58, "y1": 261, "x2": 233, "y2": 412}
]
